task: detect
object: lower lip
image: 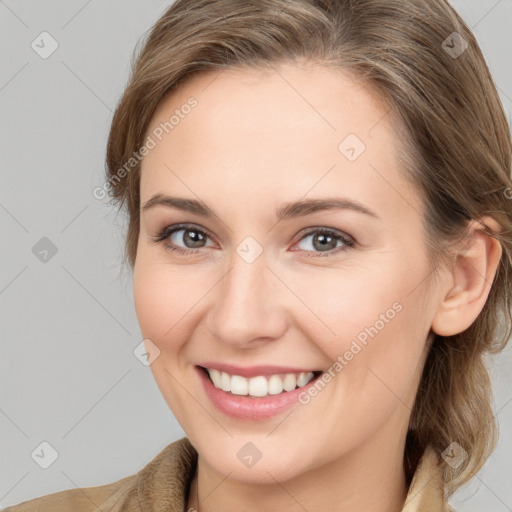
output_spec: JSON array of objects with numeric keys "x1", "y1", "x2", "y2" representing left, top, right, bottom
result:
[{"x1": 196, "y1": 366, "x2": 322, "y2": 421}]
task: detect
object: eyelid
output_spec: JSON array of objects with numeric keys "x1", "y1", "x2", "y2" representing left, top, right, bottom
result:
[
  {"x1": 291, "y1": 226, "x2": 355, "y2": 245},
  {"x1": 289, "y1": 227, "x2": 355, "y2": 258},
  {"x1": 152, "y1": 222, "x2": 215, "y2": 246}
]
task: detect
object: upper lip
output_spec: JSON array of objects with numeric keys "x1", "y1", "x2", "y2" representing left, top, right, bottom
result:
[{"x1": 197, "y1": 362, "x2": 321, "y2": 378}]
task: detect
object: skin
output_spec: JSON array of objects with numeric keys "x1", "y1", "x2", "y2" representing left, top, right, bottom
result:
[{"x1": 133, "y1": 62, "x2": 502, "y2": 512}]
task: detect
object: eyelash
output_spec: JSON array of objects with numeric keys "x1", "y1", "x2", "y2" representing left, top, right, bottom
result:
[{"x1": 151, "y1": 223, "x2": 355, "y2": 258}]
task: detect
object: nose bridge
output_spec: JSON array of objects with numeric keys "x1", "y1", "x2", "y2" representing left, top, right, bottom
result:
[{"x1": 207, "y1": 247, "x2": 286, "y2": 345}]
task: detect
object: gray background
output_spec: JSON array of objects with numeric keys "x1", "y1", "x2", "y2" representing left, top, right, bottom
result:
[{"x1": 0, "y1": 1, "x2": 511, "y2": 510}]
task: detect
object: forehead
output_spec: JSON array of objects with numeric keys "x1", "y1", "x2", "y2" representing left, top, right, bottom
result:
[
  {"x1": 140, "y1": 62, "x2": 420, "y2": 218},
  {"x1": 146, "y1": 62, "x2": 395, "y2": 147}
]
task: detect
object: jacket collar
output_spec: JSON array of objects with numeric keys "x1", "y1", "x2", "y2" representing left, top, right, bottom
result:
[
  {"x1": 136, "y1": 437, "x2": 450, "y2": 512},
  {"x1": 401, "y1": 445, "x2": 452, "y2": 511}
]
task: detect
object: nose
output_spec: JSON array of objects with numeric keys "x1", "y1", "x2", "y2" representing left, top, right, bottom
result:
[{"x1": 206, "y1": 248, "x2": 288, "y2": 349}]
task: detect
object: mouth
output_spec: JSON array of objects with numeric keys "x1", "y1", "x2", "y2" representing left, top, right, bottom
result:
[{"x1": 198, "y1": 365, "x2": 323, "y2": 398}]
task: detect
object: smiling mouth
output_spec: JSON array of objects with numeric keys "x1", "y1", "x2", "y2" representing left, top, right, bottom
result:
[{"x1": 199, "y1": 366, "x2": 323, "y2": 398}]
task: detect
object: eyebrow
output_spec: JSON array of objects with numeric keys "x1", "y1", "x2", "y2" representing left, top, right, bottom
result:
[{"x1": 141, "y1": 194, "x2": 380, "y2": 221}]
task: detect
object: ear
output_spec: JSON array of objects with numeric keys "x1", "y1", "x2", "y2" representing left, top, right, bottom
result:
[{"x1": 431, "y1": 216, "x2": 503, "y2": 337}]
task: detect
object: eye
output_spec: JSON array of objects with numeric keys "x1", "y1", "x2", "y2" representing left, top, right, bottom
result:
[
  {"x1": 292, "y1": 228, "x2": 354, "y2": 257},
  {"x1": 152, "y1": 223, "x2": 215, "y2": 255},
  {"x1": 152, "y1": 224, "x2": 355, "y2": 258}
]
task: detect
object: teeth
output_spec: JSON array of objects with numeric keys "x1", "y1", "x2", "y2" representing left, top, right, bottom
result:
[{"x1": 206, "y1": 368, "x2": 316, "y2": 397}]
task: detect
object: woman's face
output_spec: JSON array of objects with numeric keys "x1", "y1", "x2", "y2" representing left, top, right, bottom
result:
[{"x1": 134, "y1": 63, "x2": 444, "y2": 482}]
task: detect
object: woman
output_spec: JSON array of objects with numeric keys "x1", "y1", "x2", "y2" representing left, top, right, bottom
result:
[{"x1": 6, "y1": 0, "x2": 511, "y2": 511}]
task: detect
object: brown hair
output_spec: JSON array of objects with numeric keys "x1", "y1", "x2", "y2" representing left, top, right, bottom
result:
[{"x1": 105, "y1": 0, "x2": 512, "y2": 498}]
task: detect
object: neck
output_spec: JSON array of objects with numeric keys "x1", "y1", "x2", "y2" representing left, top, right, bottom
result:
[{"x1": 187, "y1": 421, "x2": 410, "y2": 512}]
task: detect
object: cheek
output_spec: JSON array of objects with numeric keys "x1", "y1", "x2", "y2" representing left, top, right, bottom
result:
[
  {"x1": 133, "y1": 252, "x2": 220, "y2": 359},
  {"x1": 133, "y1": 259, "x2": 188, "y2": 344},
  {"x1": 292, "y1": 255, "x2": 432, "y2": 398},
  {"x1": 289, "y1": 257, "x2": 426, "y2": 348}
]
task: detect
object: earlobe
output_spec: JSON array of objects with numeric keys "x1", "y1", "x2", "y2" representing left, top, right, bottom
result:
[{"x1": 431, "y1": 216, "x2": 502, "y2": 337}]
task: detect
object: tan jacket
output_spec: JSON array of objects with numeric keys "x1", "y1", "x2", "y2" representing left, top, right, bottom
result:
[{"x1": 4, "y1": 437, "x2": 454, "y2": 511}]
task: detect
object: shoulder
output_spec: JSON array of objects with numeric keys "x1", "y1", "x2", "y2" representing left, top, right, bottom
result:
[
  {"x1": 1, "y1": 474, "x2": 137, "y2": 512},
  {"x1": 2, "y1": 437, "x2": 198, "y2": 512}
]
